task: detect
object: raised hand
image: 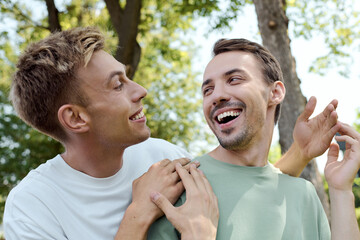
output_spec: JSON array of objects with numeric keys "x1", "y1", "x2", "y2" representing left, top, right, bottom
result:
[
  {"x1": 293, "y1": 96, "x2": 340, "y2": 161},
  {"x1": 151, "y1": 163, "x2": 219, "y2": 240},
  {"x1": 325, "y1": 122, "x2": 360, "y2": 191},
  {"x1": 275, "y1": 97, "x2": 341, "y2": 177},
  {"x1": 324, "y1": 122, "x2": 360, "y2": 240}
]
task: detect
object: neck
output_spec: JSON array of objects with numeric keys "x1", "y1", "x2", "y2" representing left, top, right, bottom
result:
[
  {"x1": 209, "y1": 121, "x2": 274, "y2": 167},
  {"x1": 62, "y1": 138, "x2": 126, "y2": 178},
  {"x1": 209, "y1": 143, "x2": 269, "y2": 167}
]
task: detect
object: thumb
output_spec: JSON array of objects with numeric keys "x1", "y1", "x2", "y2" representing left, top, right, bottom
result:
[
  {"x1": 298, "y1": 96, "x2": 316, "y2": 122},
  {"x1": 326, "y1": 143, "x2": 339, "y2": 166},
  {"x1": 150, "y1": 192, "x2": 175, "y2": 217}
]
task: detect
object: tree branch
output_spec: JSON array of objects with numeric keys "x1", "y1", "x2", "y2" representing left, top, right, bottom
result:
[
  {"x1": 104, "y1": 0, "x2": 124, "y2": 34},
  {"x1": 44, "y1": 0, "x2": 62, "y2": 32},
  {"x1": 104, "y1": 0, "x2": 142, "y2": 78}
]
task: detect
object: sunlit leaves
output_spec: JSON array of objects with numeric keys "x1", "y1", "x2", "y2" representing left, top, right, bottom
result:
[
  {"x1": 134, "y1": 31, "x2": 210, "y2": 148},
  {"x1": 287, "y1": 0, "x2": 360, "y2": 76},
  {"x1": 268, "y1": 142, "x2": 282, "y2": 164}
]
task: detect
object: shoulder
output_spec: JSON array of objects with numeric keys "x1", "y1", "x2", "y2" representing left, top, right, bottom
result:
[
  {"x1": 129, "y1": 137, "x2": 183, "y2": 150},
  {"x1": 4, "y1": 155, "x2": 62, "y2": 215},
  {"x1": 124, "y1": 137, "x2": 192, "y2": 161},
  {"x1": 4, "y1": 161, "x2": 62, "y2": 235},
  {"x1": 277, "y1": 171, "x2": 320, "y2": 200},
  {"x1": 4, "y1": 180, "x2": 64, "y2": 239}
]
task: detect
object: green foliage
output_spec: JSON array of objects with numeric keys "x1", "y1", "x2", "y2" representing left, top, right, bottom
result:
[
  {"x1": 136, "y1": 35, "x2": 207, "y2": 148},
  {"x1": 268, "y1": 142, "x2": 282, "y2": 164},
  {"x1": 356, "y1": 207, "x2": 360, "y2": 227},
  {"x1": 134, "y1": 0, "x2": 214, "y2": 148},
  {"x1": 354, "y1": 180, "x2": 360, "y2": 208},
  {"x1": 286, "y1": 0, "x2": 360, "y2": 77},
  {"x1": 354, "y1": 111, "x2": 360, "y2": 226}
]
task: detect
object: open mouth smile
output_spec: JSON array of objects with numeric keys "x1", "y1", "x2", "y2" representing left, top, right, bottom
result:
[
  {"x1": 130, "y1": 109, "x2": 145, "y2": 121},
  {"x1": 215, "y1": 109, "x2": 242, "y2": 124}
]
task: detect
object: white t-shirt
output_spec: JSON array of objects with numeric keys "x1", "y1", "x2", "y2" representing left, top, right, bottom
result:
[{"x1": 4, "y1": 138, "x2": 192, "y2": 240}]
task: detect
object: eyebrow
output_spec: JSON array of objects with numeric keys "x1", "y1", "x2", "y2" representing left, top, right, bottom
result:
[
  {"x1": 106, "y1": 70, "x2": 124, "y2": 86},
  {"x1": 201, "y1": 79, "x2": 213, "y2": 90},
  {"x1": 202, "y1": 68, "x2": 246, "y2": 89},
  {"x1": 224, "y1": 68, "x2": 245, "y2": 76}
]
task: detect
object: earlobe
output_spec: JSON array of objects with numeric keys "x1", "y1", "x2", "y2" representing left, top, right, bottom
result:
[
  {"x1": 269, "y1": 81, "x2": 286, "y2": 106},
  {"x1": 58, "y1": 104, "x2": 90, "y2": 133}
]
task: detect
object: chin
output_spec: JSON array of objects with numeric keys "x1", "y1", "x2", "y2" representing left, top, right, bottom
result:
[
  {"x1": 138, "y1": 129, "x2": 151, "y2": 142},
  {"x1": 122, "y1": 134, "x2": 150, "y2": 148}
]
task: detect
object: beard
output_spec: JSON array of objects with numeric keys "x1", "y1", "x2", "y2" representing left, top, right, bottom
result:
[{"x1": 215, "y1": 124, "x2": 254, "y2": 150}]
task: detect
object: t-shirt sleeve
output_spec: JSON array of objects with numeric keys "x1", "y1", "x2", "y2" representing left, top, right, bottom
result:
[
  {"x1": 305, "y1": 181, "x2": 331, "y2": 240},
  {"x1": 4, "y1": 219, "x2": 67, "y2": 240},
  {"x1": 4, "y1": 189, "x2": 67, "y2": 240}
]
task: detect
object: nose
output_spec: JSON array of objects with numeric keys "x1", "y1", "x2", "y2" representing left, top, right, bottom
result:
[
  {"x1": 130, "y1": 81, "x2": 147, "y2": 102},
  {"x1": 211, "y1": 86, "x2": 230, "y2": 106}
]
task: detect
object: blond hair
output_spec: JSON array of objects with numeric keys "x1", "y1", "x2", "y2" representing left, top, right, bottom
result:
[{"x1": 10, "y1": 27, "x2": 104, "y2": 141}]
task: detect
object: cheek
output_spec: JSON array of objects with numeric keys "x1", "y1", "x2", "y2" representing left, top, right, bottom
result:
[{"x1": 202, "y1": 100, "x2": 211, "y2": 117}]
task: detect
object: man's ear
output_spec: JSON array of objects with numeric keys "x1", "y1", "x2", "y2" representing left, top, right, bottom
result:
[
  {"x1": 58, "y1": 104, "x2": 90, "y2": 133},
  {"x1": 269, "y1": 81, "x2": 285, "y2": 106}
]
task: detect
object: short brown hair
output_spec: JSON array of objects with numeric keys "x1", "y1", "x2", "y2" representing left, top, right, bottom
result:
[
  {"x1": 213, "y1": 38, "x2": 283, "y2": 124},
  {"x1": 10, "y1": 27, "x2": 104, "y2": 142}
]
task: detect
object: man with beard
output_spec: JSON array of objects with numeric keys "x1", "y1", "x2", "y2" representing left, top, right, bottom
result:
[
  {"x1": 3, "y1": 27, "x2": 347, "y2": 239},
  {"x1": 147, "y1": 39, "x2": 360, "y2": 239}
]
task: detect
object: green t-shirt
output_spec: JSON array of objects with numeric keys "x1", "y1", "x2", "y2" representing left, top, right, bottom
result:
[{"x1": 148, "y1": 154, "x2": 330, "y2": 240}]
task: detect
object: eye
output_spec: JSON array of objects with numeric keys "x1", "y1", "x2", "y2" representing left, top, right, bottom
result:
[
  {"x1": 203, "y1": 87, "x2": 213, "y2": 96},
  {"x1": 229, "y1": 76, "x2": 243, "y2": 84},
  {"x1": 114, "y1": 80, "x2": 123, "y2": 90}
]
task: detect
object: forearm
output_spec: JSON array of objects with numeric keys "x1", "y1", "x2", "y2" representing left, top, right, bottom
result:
[
  {"x1": 114, "y1": 203, "x2": 155, "y2": 240},
  {"x1": 329, "y1": 188, "x2": 360, "y2": 240},
  {"x1": 274, "y1": 143, "x2": 310, "y2": 177}
]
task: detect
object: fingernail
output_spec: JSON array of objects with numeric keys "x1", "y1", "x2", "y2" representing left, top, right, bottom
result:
[
  {"x1": 193, "y1": 160, "x2": 200, "y2": 165},
  {"x1": 176, "y1": 162, "x2": 182, "y2": 167}
]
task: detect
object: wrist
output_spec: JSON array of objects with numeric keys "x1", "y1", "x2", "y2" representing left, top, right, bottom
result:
[
  {"x1": 274, "y1": 143, "x2": 309, "y2": 177},
  {"x1": 115, "y1": 203, "x2": 155, "y2": 240},
  {"x1": 180, "y1": 223, "x2": 217, "y2": 240},
  {"x1": 329, "y1": 187, "x2": 354, "y2": 199},
  {"x1": 181, "y1": 232, "x2": 217, "y2": 240},
  {"x1": 123, "y1": 202, "x2": 157, "y2": 229},
  {"x1": 290, "y1": 142, "x2": 311, "y2": 163},
  {"x1": 328, "y1": 187, "x2": 355, "y2": 207}
]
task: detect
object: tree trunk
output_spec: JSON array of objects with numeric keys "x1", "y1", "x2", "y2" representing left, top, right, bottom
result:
[
  {"x1": 253, "y1": 0, "x2": 330, "y2": 220},
  {"x1": 45, "y1": 0, "x2": 61, "y2": 32},
  {"x1": 104, "y1": 0, "x2": 142, "y2": 78}
]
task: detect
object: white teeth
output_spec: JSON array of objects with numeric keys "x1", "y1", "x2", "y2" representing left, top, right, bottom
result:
[
  {"x1": 217, "y1": 111, "x2": 240, "y2": 122},
  {"x1": 131, "y1": 111, "x2": 144, "y2": 120}
]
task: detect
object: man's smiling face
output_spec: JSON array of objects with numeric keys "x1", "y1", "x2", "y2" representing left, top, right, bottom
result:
[
  {"x1": 202, "y1": 51, "x2": 272, "y2": 150},
  {"x1": 77, "y1": 50, "x2": 150, "y2": 148}
]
